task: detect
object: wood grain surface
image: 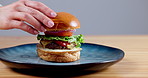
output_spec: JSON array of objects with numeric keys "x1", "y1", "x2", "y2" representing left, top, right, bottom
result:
[{"x1": 0, "y1": 35, "x2": 148, "y2": 78}]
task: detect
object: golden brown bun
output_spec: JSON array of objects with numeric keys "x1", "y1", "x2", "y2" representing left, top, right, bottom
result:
[
  {"x1": 46, "y1": 12, "x2": 80, "y2": 31},
  {"x1": 37, "y1": 44, "x2": 82, "y2": 62}
]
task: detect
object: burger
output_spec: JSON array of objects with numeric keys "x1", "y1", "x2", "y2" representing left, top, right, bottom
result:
[{"x1": 37, "y1": 12, "x2": 84, "y2": 62}]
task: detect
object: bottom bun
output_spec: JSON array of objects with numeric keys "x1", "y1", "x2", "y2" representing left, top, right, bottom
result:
[{"x1": 37, "y1": 44, "x2": 82, "y2": 62}]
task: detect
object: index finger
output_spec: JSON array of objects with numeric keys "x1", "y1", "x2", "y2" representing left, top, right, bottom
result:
[{"x1": 24, "y1": 0, "x2": 57, "y2": 18}]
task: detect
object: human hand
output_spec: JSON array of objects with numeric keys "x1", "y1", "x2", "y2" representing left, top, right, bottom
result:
[{"x1": 0, "y1": 0, "x2": 57, "y2": 35}]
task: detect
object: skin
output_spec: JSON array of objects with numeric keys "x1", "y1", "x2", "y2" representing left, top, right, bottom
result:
[{"x1": 0, "y1": 0, "x2": 57, "y2": 35}]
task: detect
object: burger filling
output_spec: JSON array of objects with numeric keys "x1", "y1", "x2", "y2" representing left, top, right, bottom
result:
[{"x1": 37, "y1": 34, "x2": 84, "y2": 50}]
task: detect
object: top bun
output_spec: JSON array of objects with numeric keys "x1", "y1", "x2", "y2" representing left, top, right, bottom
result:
[{"x1": 45, "y1": 12, "x2": 80, "y2": 31}]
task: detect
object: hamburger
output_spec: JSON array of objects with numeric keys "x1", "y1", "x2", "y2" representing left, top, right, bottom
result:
[{"x1": 37, "y1": 12, "x2": 84, "y2": 62}]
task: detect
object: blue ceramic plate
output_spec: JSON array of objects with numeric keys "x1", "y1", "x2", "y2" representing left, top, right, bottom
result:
[{"x1": 0, "y1": 43, "x2": 124, "y2": 71}]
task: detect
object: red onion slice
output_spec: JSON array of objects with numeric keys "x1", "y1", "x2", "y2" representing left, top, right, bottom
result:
[{"x1": 46, "y1": 29, "x2": 76, "y2": 33}]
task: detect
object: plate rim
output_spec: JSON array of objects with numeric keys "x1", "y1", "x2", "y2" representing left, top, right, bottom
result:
[{"x1": 0, "y1": 43, "x2": 125, "y2": 66}]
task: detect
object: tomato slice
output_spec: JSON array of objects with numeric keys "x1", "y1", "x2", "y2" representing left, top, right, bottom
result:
[
  {"x1": 54, "y1": 41, "x2": 70, "y2": 47},
  {"x1": 45, "y1": 30, "x2": 73, "y2": 36}
]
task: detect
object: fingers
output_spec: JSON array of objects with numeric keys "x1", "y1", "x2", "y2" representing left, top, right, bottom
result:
[
  {"x1": 12, "y1": 12, "x2": 46, "y2": 32},
  {"x1": 24, "y1": 0, "x2": 57, "y2": 17},
  {"x1": 10, "y1": 20, "x2": 39, "y2": 35},
  {"x1": 16, "y1": 6, "x2": 54, "y2": 28},
  {"x1": 5, "y1": 0, "x2": 57, "y2": 35}
]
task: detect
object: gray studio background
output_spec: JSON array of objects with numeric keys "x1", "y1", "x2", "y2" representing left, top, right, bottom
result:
[{"x1": 0, "y1": 0, "x2": 148, "y2": 36}]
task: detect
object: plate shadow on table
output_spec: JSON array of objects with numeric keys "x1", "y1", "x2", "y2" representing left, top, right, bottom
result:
[{"x1": 11, "y1": 68, "x2": 107, "y2": 77}]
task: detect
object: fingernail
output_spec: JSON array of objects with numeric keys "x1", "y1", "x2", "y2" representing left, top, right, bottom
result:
[
  {"x1": 50, "y1": 12, "x2": 57, "y2": 17},
  {"x1": 41, "y1": 26, "x2": 45, "y2": 32},
  {"x1": 34, "y1": 31, "x2": 38, "y2": 34},
  {"x1": 48, "y1": 21, "x2": 54, "y2": 27}
]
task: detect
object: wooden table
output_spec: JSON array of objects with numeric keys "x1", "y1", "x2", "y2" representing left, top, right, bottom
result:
[{"x1": 0, "y1": 35, "x2": 148, "y2": 78}]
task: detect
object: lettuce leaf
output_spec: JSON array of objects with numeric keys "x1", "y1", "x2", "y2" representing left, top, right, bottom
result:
[{"x1": 37, "y1": 34, "x2": 84, "y2": 48}]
